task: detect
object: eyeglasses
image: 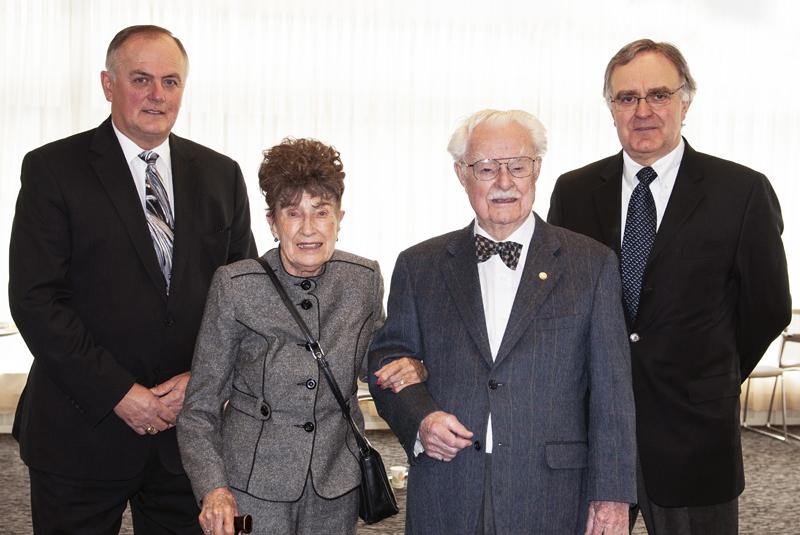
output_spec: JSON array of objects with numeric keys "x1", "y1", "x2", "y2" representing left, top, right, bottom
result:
[
  {"x1": 610, "y1": 84, "x2": 685, "y2": 109},
  {"x1": 465, "y1": 156, "x2": 540, "y2": 181}
]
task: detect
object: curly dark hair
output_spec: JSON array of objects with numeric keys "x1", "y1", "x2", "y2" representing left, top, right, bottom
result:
[{"x1": 258, "y1": 138, "x2": 345, "y2": 214}]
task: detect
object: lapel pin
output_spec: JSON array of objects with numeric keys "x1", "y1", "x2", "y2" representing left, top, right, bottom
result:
[{"x1": 538, "y1": 272, "x2": 548, "y2": 281}]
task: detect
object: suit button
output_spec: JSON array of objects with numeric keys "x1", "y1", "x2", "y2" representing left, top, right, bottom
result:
[
  {"x1": 305, "y1": 379, "x2": 317, "y2": 389},
  {"x1": 163, "y1": 318, "x2": 174, "y2": 327},
  {"x1": 629, "y1": 333, "x2": 640, "y2": 343},
  {"x1": 303, "y1": 422, "x2": 315, "y2": 432},
  {"x1": 300, "y1": 280, "x2": 312, "y2": 291},
  {"x1": 488, "y1": 380, "x2": 498, "y2": 390},
  {"x1": 301, "y1": 299, "x2": 313, "y2": 310},
  {"x1": 473, "y1": 440, "x2": 482, "y2": 451},
  {"x1": 260, "y1": 404, "x2": 271, "y2": 418}
]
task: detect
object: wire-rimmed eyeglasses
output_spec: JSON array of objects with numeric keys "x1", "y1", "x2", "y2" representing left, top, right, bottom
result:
[
  {"x1": 610, "y1": 83, "x2": 685, "y2": 109},
  {"x1": 465, "y1": 156, "x2": 540, "y2": 181}
]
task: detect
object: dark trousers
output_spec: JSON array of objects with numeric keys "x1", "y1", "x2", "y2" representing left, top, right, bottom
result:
[
  {"x1": 629, "y1": 457, "x2": 738, "y2": 535},
  {"x1": 28, "y1": 450, "x2": 201, "y2": 535},
  {"x1": 476, "y1": 453, "x2": 496, "y2": 535}
]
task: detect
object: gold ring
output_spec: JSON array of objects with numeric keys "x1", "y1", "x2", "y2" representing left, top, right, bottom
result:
[{"x1": 146, "y1": 425, "x2": 156, "y2": 435}]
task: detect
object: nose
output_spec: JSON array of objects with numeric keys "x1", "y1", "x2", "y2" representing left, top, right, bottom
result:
[
  {"x1": 148, "y1": 83, "x2": 166, "y2": 103},
  {"x1": 300, "y1": 215, "x2": 315, "y2": 235},
  {"x1": 494, "y1": 164, "x2": 515, "y2": 189},
  {"x1": 634, "y1": 97, "x2": 653, "y2": 117}
]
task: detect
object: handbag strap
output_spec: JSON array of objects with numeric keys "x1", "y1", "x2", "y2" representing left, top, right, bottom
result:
[{"x1": 255, "y1": 256, "x2": 371, "y2": 454}]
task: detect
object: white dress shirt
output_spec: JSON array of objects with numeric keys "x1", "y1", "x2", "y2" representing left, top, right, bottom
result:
[
  {"x1": 476, "y1": 212, "x2": 536, "y2": 454},
  {"x1": 620, "y1": 138, "x2": 684, "y2": 242},
  {"x1": 112, "y1": 122, "x2": 175, "y2": 215}
]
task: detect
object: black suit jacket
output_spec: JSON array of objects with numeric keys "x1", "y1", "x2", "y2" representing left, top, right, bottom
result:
[
  {"x1": 548, "y1": 140, "x2": 791, "y2": 506},
  {"x1": 9, "y1": 117, "x2": 257, "y2": 479}
]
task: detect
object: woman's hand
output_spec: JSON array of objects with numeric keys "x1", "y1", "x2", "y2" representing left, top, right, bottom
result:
[
  {"x1": 374, "y1": 357, "x2": 428, "y2": 393},
  {"x1": 199, "y1": 487, "x2": 239, "y2": 535}
]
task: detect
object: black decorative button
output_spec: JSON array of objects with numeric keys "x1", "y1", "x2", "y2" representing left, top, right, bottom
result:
[
  {"x1": 301, "y1": 299, "x2": 313, "y2": 310},
  {"x1": 305, "y1": 379, "x2": 317, "y2": 390},
  {"x1": 300, "y1": 280, "x2": 312, "y2": 291},
  {"x1": 303, "y1": 422, "x2": 315, "y2": 432},
  {"x1": 260, "y1": 404, "x2": 271, "y2": 418},
  {"x1": 473, "y1": 440, "x2": 482, "y2": 451},
  {"x1": 163, "y1": 318, "x2": 175, "y2": 327},
  {"x1": 488, "y1": 380, "x2": 498, "y2": 390}
]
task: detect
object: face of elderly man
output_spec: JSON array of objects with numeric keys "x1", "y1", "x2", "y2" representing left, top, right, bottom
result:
[
  {"x1": 101, "y1": 33, "x2": 187, "y2": 150},
  {"x1": 455, "y1": 120, "x2": 539, "y2": 241},
  {"x1": 609, "y1": 51, "x2": 689, "y2": 166}
]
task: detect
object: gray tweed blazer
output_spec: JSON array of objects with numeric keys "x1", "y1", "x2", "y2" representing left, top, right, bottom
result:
[{"x1": 177, "y1": 248, "x2": 384, "y2": 503}]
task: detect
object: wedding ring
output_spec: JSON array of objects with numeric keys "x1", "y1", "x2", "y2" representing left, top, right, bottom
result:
[
  {"x1": 399, "y1": 378, "x2": 405, "y2": 385},
  {"x1": 146, "y1": 425, "x2": 156, "y2": 435}
]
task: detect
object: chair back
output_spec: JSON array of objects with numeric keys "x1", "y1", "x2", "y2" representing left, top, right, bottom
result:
[{"x1": 778, "y1": 309, "x2": 800, "y2": 368}]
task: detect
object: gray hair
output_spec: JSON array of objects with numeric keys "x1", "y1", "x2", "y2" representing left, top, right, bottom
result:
[
  {"x1": 603, "y1": 39, "x2": 697, "y2": 106},
  {"x1": 105, "y1": 25, "x2": 189, "y2": 75},
  {"x1": 447, "y1": 109, "x2": 548, "y2": 162}
]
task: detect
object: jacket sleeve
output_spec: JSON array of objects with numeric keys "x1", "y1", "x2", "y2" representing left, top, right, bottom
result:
[
  {"x1": 367, "y1": 252, "x2": 440, "y2": 460},
  {"x1": 735, "y1": 173, "x2": 791, "y2": 379},
  {"x1": 176, "y1": 267, "x2": 239, "y2": 503},
  {"x1": 8, "y1": 150, "x2": 136, "y2": 426},
  {"x1": 586, "y1": 250, "x2": 637, "y2": 504},
  {"x1": 226, "y1": 161, "x2": 258, "y2": 263}
]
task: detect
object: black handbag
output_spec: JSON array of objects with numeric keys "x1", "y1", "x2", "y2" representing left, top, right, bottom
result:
[{"x1": 256, "y1": 257, "x2": 399, "y2": 524}]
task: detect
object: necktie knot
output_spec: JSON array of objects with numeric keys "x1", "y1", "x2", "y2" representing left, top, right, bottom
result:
[
  {"x1": 636, "y1": 166, "x2": 657, "y2": 187},
  {"x1": 475, "y1": 234, "x2": 522, "y2": 270},
  {"x1": 139, "y1": 150, "x2": 159, "y2": 166}
]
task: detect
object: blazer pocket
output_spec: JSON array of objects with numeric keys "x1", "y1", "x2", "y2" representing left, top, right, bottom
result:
[
  {"x1": 202, "y1": 226, "x2": 231, "y2": 267},
  {"x1": 687, "y1": 372, "x2": 740, "y2": 403},
  {"x1": 545, "y1": 441, "x2": 588, "y2": 469}
]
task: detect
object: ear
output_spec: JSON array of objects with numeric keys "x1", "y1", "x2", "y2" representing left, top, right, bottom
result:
[
  {"x1": 267, "y1": 212, "x2": 279, "y2": 240},
  {"x1": 532, "y1": 158, "x2": 542, "y2": 183},
  {"x1": 101, "y1": 71, "x2": 114, "y2": 103},
  {"x1": 680, "y1": 99, "x2": 691, "y2": 122},
  {"x1": 454, "y1": 161, "x2": 468, "y2": 188}
]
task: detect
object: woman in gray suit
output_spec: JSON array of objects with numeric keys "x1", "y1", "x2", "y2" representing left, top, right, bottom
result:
[{"x1": 177, "y1": 138, "x2": 425, "y2": 535}]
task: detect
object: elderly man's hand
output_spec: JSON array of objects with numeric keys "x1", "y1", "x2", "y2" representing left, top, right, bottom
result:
[
  {"x1": 419, "y1": 411, "x2": 473, "y2": 461},
  {"x1": 374, "y1": 357, "x2": 428, "y2": 393},
  {"x1": 584, "y1": 500, "x2": 629, "y2": 535}
]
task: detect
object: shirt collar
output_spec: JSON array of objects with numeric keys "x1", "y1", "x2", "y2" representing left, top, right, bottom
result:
[
  {"x1": 111, "y1": 121, "x2": 171, "y2": 169},
  {"x1": 622, "y1": 138, "x2": 684, "y2": 187},
  {"x1": 473, "y1": 211, "x2": 536, "y2": 247}
]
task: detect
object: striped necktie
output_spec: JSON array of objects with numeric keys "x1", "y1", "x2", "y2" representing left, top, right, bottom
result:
[
  {"x1": 620, "y1": 166, "x2": 657, "y2": 322},
  {"x1": 139, "y1": 151, "x2": 174, "y2": 292}
]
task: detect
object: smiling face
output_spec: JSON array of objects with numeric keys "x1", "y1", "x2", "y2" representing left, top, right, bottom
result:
[
  {"x1": 609, "y1": 51, "x2": 690, "y2": 166},
  {"x1": 268, "y1": 191, "x2": 344, "y2": 277},
  {"x1": 101, "y1": 33, "x2": 187, "y2": 149},
  {"x1": 455, "y1": 120, "x2": 539, "y2": 241}
]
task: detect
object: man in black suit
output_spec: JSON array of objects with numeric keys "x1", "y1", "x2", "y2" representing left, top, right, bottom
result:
[
  {"x1": 548, "y1": 39, "x2": 791, "y2": 534},
  {"x1": 9, "y1": 25, "x2": 257, "y2": 533}
]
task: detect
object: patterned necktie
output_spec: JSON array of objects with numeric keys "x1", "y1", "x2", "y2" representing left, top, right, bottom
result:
[
  {"x1": 620, "y1": 166, "x2": 657, "y2": 321},
  {"x1": 139, "y1": 151, "x2": 175, "y2": 291},
  {"x1": 475, "y1": 234, "x2": 523, "y2": 270}
]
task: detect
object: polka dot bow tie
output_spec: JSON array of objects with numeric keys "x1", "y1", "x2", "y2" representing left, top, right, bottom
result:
[{"x1": 475, "y1": 234, "x2": 523, "y2": 270}]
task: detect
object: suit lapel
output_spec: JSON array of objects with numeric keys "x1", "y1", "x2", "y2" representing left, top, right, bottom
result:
[
  {"x1": 647, "y1": 142, "x2": 705, "y2": 265},
  {"x1": 592, "y1": 153, "x2": 624, "y2": 254},
  {"x1": 166, "y1": 134, "x2": 196, "y2": 301},
  {"x1": 495, "y1": 215, "x2": 562, "y2": 366},
  {"x1": 90, "y1": 118, "x2": 168, "y2": 299},
  {"x1": 440, "y1": 224, "x2": 494, "y2": 367}
]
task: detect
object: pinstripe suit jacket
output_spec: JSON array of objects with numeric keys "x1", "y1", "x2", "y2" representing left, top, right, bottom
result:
[
  {"x1": 177, "y1": 248, "x2": 384, "y2": 504},
  {"x1": 368, "y1": 214, "x2": 636, "y2": 535}
]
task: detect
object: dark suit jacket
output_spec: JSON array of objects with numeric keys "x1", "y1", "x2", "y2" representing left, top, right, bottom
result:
[
  {"x1": 548, "y1": 139, "x2": 791, "y2": 506},
  {"x1": 9, "y1": 117, "x2": 257, "y2": 479},
  {"x1": 368, "y1": 216, "x2": 636, "y2": 535}
]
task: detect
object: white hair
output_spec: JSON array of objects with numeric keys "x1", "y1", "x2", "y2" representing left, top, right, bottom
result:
[{"x1": 446, "y1": 109, "x2": 548, "y2": 162}]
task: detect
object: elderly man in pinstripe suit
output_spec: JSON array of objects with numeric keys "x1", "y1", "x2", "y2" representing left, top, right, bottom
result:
[{"x1": 369, "y1": 109, "x2": 637, "y2": 535}]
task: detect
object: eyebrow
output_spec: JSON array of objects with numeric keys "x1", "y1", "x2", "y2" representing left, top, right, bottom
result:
[
  {"x1": 128, "y1": 69, "x2": 182, "y2": 81},
  {"x1": 616, "y1": 85, "x2": 673, "y2": 97}
]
